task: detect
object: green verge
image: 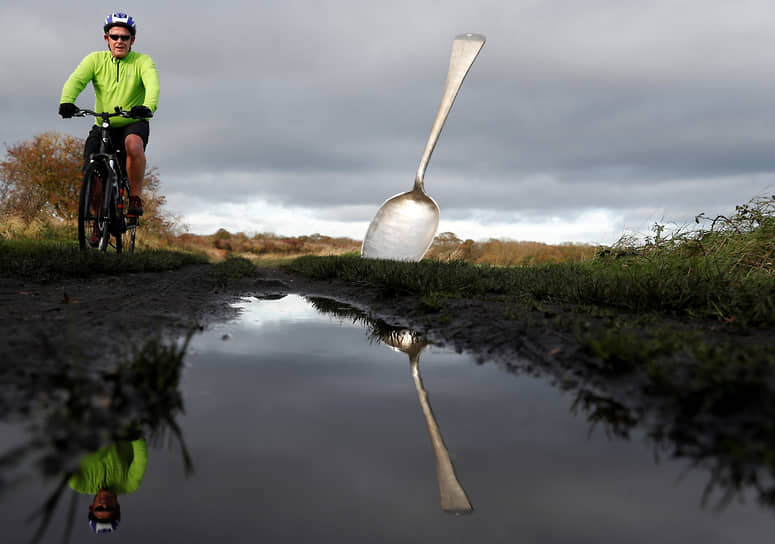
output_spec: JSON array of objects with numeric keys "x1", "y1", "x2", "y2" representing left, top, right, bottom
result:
[
  {"x1": 0, "y1": 239, "x2": 208, "y2": 282},
  {"x1": 283, "y1": 195, "x2": 775, "y2": 328},
  {"x1": 209, "y1": 256, "x2": 257, "y2": 288},
  {"x1": 283, "y1": 253, "x2": 775, "y2": 327}
]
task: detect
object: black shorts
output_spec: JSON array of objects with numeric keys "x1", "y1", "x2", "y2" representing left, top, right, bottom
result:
[{"x1": 83, "y1": 120, "x2": 150, "y2": 172}]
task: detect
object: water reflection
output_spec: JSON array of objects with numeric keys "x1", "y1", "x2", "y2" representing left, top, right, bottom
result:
[
  {"x1": 572, "y1": 385, "x2": 775, "y2": 511},
  {"x1": 306, "y1": 296, "x2": 775, "y2": 515},
  {"x1": 382, "y1": 328, "x2": 473, "y2": 514},
  {"x1": 77, "y1": 435, "x2": 147, "y2": 533},
  {"x1": 1, "y1": 334, "x2": 193, "y2": 543},
  {"x1": 3, "y1": 294, "x2": 775, "y2": 542},
  {"x1": 31, "y1": 433, "x2": 148, "y2": 539}
]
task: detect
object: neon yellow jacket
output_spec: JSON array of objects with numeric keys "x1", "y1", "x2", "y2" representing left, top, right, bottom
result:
[
  {"x1": 68, "y1": 438, "x2": 148, "y2": 495},
  {"x1": 60, "y1": 50, "x2": 159, "y2": 127}
]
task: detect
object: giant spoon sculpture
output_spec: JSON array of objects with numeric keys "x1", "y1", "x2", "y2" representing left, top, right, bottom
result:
[{"x1": 361, "y1": 33, "x2": 486, "y2": 261}]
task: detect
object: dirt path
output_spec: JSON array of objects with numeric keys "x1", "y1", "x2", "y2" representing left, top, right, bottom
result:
[
  {"x1": 1, "y1": 265, "x2": 232, "y2": 371},
  {"x1": 0, "y1": 264, "x2": 582, "y2": 379}
]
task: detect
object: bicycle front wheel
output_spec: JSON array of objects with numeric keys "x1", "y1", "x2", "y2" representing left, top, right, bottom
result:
[
  {"x1": 78, "y1": 163, "x2": 106, "y2": 251},
  {"x1": 100, "y1": 169, "x2": 123, "y2": 253}
]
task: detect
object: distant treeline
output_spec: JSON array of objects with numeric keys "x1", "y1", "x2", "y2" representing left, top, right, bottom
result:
[
  {"x1": 424, "y1": 232, "x2": 596, "y2": 264},
  {"x1": 175, "y1": 230, "x2": 361, "y2": 260},
  {"x1": 174, "y1": 228, "x2": 597, "y2": 264}
]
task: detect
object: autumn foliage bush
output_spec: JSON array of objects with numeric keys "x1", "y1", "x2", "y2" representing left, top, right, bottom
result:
[
  {"x1": 0, "y1": 131, "x2": 180, "y2": 241},
  {"x1": 0, "y1": 132, "x2": 82, "y2": 222}
]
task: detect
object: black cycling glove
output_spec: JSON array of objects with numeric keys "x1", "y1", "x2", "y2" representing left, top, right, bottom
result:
[
  {"x1": 130, "y1": 105, "x2": 153, "y2": 119},
  {"x1": 59, "y1": 103, "x2": 78, "y2": 118}
]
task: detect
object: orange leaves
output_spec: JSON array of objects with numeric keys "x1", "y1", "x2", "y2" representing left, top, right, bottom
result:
[
  {"x1": 0, "y1": 132, "x2": 82, "y2": 221},
  {"x1": 1, "y1": 132, "x2": 177, "y2": 239}
]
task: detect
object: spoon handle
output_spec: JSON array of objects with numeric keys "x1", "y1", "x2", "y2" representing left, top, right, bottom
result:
[{"x1": 414, "y1": 33, "x2": 486, "y2": 191}]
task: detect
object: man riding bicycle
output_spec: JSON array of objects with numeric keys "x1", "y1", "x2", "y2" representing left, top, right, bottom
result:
[{"x1": 59, "y1": 12, "x2": 159, "y2": 245}]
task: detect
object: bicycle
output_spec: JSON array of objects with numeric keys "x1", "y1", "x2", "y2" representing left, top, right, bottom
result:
[{"x1": 71, "y1": 106, "x2": 151, "y2": 253}]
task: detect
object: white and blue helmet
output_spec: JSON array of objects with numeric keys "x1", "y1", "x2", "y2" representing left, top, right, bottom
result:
[
  {"x1": 104, "y1": 12, "x2": 136, "y2": 35},
  {"x1": 89, "y1": 518, "x2": 120, "y2": 534}
]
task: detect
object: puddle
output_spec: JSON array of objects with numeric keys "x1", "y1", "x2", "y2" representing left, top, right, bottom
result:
[{"x1": 1, "y1": 294, "x2": 774, "y2": 543}]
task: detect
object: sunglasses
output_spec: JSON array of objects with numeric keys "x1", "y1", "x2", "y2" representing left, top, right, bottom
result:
[{"x1": 108, "y1": 34, "x2": 132, "y2": 42}]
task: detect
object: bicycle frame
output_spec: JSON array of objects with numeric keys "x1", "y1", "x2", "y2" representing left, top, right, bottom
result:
[
  {"x1": 101, "y1": 119, "x2": 129, "y2": 216},
  {"x1": 93, "y1": 114, "x2": 126, "y2": 183},
  {"x1": 73, "y1": 106, "x2": 143, "y2": 252}
]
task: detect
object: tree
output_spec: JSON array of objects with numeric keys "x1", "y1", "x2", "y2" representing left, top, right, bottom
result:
[
  {"x1": 137, "y1": 166, "x2": 181, "y2": 237},
  {"x1": 0, "y1": 132, "x2": 82, "y2": 221},
  {"x1": 427, "y1": 231, "x2": 463, "y2": 260},
  {"x1": 0, "y1": 132, "x2": 179, "y2": 237}
]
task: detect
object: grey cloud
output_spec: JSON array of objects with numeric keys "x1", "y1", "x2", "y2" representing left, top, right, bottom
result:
[{"x1": 3, "y1": 0, "x2": 775, "y2": 240}]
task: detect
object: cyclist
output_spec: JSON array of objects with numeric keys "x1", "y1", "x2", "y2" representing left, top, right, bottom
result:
[{"x1": 58, "y1": 12, "x2": 159, "y2": 244}]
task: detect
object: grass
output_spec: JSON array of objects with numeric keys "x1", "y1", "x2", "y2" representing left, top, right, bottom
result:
[
  {"x1": 284, "y1": 250, "x2": 775, "y2": 327},
  {"x1": 210, "y1": 255, "x2": 257, "y2": 288},
  {"x1": 0, "y1": 238, "x2": 208, "y2": 282},
  {"x1": 0, "y1": 232, "x2": 260, "y2": 288},
  {"x1": 282, "y1": 195, "x2": 775, "y2": 328}
]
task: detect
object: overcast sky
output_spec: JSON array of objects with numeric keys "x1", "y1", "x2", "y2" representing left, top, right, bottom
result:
[{"x1": 2, "y1": 1, "x2": 775, "y2": 244}]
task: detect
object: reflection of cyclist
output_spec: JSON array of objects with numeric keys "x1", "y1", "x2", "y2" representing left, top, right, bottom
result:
[
  {"x1": 68, "y1": 437, "x2": 148, "y2": 534},
  {"x1": 58, "y1": 12, "x2": 159, "y2": 244}
]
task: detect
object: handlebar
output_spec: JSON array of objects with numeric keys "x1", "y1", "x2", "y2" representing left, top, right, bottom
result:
[{"x1": 72, "y1": 106, "x2": 152, "y2": 120}]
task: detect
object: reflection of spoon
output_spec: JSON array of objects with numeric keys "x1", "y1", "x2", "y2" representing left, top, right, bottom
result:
[
  {"x1": 361, "y1": 33, "x2": 486, "y2": 261},
  {"x1": 384, "y1": 330, "x2": 473, "y2": 514}
]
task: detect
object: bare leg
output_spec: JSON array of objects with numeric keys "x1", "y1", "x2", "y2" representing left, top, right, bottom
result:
[
  {"x1": 89, "y1": 174, "x2": 103, "y2": 214},
  {"x1": 124, "y1": 134, "x2": 146, "y2": 199}
]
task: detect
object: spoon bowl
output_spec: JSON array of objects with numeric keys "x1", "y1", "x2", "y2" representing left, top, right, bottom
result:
[
  {"x1": 361, "y1": 33, "x2": 486, "y2": 261},
  {"x1": 360, "y1": 187, "x2": 440, "y2": 261}
]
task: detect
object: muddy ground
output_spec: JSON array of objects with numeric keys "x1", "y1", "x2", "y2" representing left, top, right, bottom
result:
[
  {"x1": 0, "y1": 263, "x2": 590, "y2": 384},
  {"x1": 4, "y1": 263, "x2": 775, "y2": 510},
  {"x1": 9, "y1": 260, "x2": 772, "y2": 417}
]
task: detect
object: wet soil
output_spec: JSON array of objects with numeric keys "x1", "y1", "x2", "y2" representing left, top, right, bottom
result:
[
  {"x1": 4, "y1": 264, "x2": 775, "y2": 510},
  {"x1": 0, "y1": 263, "x2": 585, "y2": 382},
  {"x1": 5, "y1": 261, "x2": 770, "y2": 415}
]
